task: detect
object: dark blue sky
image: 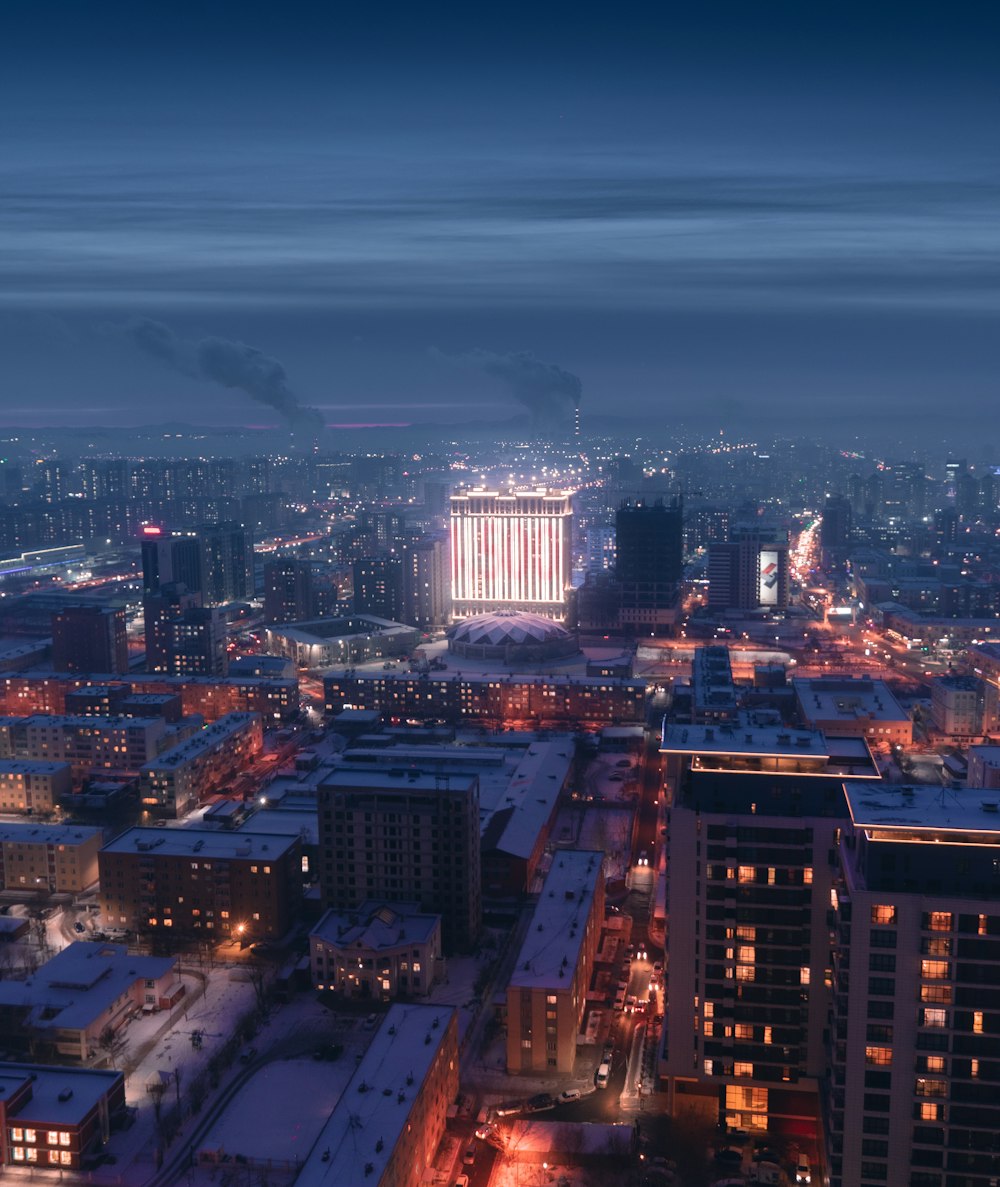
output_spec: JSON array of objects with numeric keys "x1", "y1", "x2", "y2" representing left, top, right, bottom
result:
[{"x1": 1, "y1": 1, "x2": 998, "y2": 441}]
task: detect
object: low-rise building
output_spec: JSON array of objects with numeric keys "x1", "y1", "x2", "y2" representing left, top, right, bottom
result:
[
  {"x1": 0, "y1": 1062, "x2": 126, "y2": 1169},
  {"x1": 0, "y1": 715, "x2": 168, "y2": 783},
  {"x1": 265, "y1": 614, "x2": 419, "y2": 670},
  {"x1": 506, "y1": 850, "x2": 605, "y2": 1075},
  {"x1": 793, "y1": 676, "x2": 912, "y2": 747},
  {"x1": 98, "y1": 827, "x2": 301, "y2": 941},
  {"x1": 138, "y1": 711, "x2": 263, "y2": 816},
  {"x1": 967, "y1": 744, "x2": 1000, "y2": 790},
  {"x1": 0, "y1": 760, "x2": 72, "y2": 814},
  {"x1": 310, "y1": 901, "x2": 444, "y2": 999},
  {"x1": 0, "y1": 942, "x2": 181, "y2": 1062},
  {"x1": 295, "y1": 1004, "x2": 458, "y2": 1187},
  {"x1": 0, "y1": 823, "x2": 102, "y2": 893}
]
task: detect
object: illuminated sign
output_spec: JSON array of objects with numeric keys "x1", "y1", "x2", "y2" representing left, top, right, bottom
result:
[
  {"x1": 759, "y1": 550, "x2": 780, "y2": 606},
  {"x1": 142, "y1": 526, "x2": 163, "y2": 536}
]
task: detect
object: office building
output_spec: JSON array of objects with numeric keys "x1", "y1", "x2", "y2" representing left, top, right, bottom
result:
[
  {"x1": 450, "y1": 487, "x2": 574, "y2": 618},
  {"x1": 140, "y1": 529, "x2": 202, "y2": 596},
  {"x1": 708, "y1": 526, "x2": 790, "y2": 612},
  {"x1": 51, "y1": 605, "x2": 128, "y2": 676},
  {"x1": 506, "y1": 850, "x2": 605, "y2": 1074},
  {"x1": 318, "y1": 768, "x2": 481, "y2": 953},
  {"x1": 263, "y1": 558, "x2": 315, "y2": 623},
  {"x1": 265, "y1": 614, "x2": 419, "y2": 670},
  {"x1": 828, "y1": 783, "x2": 1000, "y2": 1187},
  {"x1": 616, "y1": 497, "x2": 683, "y2": 635},
  {"x1": 296, "y1": 1005, "x2": 458, "y2": 1187},
  {"x1": 98, "y1": 827, "x2": 302, "y2": 940},
  {"x1": 310, "y1": 902, "x2": 444, "y2": 999}
]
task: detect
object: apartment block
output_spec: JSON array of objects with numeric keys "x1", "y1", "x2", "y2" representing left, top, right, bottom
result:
[
  {"x1": 0, "y1": 714, "x2": 168, "y2": 782},
  {"x1": 828, "y1": 783, "x2": 1000, "y2": 1187},
  {"x1": 0, "y1": 823, "x2": 102, "y2": 893},
  {"x1": 324, "y1": 670, "x2": 647, "y2": 726},
  {"x1": 0, "y1": 760, "x2": 72, "y2": 814},
  {"x1": 318, "y1": 769, "x2": 481, "y2": 953},
  {"x1": 296, "y1": 1005, "x2": 458, "y2": 1187},
  {"x1": 506, "y1": 850, "x2": 605, "y2": 1075},
  {"x1": 98, "y1": 827, "x2": 302, "y2": 940},
  {"x1": 138, "y1": 711, "x2": 263, "y2": 816}
]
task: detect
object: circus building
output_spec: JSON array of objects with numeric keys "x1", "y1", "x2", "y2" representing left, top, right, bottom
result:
[{"x1": 447, "y1": 611, "x2": 580, "y2": 664}]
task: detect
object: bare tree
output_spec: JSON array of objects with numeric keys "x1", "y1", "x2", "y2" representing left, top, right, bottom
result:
[{"x1": 98, "y1": 1025, "x2": 129, "y2": 1070}]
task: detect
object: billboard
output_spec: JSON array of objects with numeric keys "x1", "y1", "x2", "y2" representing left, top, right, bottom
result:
[{"x1": 759, "y1": 549, "x2": 780, "y2": 606}]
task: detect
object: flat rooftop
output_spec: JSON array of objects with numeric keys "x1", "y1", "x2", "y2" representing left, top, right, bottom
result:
[
  {"x1": 793, "y1": 677, "x2": 908, "y2": 723},
  {"x1": 141, "y1": 712, "x2": 258, "y2": 769},
  {"x1": 296, "y1": 1004, "x2": 455, "y2": 1187},
  {"x1": 101, "y1": 826, "x2": 297, "y2": 861},
  {"x1": 318, "y1": 768, "x2": 477, "y2": 795},
  {"x1": 0, "y1": 759, "x2": 71, "y2": 775},
  {"x1": 844, "y1": 780, "x2": 1000, "y2": 838},
  {"x1": 662, "y1": 722, "x2": 827, "y2": 757},
  {"x1": 0, "y1": 1063, "x2": 122, "y2": 1126},
  {"x1": 0, "y1": 822, "x2": 100, "y2": 846},
  {"x1": 510, "y1": 850, "x2": 603, "y2": 990}
]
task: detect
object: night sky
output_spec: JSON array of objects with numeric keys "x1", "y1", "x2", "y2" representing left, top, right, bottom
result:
[{"x1": 1, "y1": 1, "x2": 998, "y2": 440}]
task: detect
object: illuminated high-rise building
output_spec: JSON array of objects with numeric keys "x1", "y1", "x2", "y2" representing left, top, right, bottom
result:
[{"x1": 450, "y1": 487, "x2": 574, "y2": 618}]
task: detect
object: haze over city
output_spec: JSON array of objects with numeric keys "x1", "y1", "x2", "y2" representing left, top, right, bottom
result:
[{"x1": 0, "y1": 5, "x2": 999, "y2": 1187}]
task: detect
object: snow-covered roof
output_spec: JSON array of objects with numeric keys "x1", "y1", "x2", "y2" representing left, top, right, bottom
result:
[
  {"x1": 311, "y1": 902, "x2": 439, "y2": 953},
  {"x1": 0, "y1": 1063, "x2": 122, "y2": 1126},
  {"x1": 450, "y1": 610, "x2": 574, "y2": 648},
  {"x1": 296, "y1": 1004, "x2": 456, "y2": 1187},
  {"x1": 101, "y1": 827, "x2": 298, "y2": 861},
  {"x1": 0, "y1": 822, "x2": 100, "y2": 847},
  {"x1": 0, "y1": 942, "x2": 176, "y2": 1033},
  {"x1": 510, "y1": 850, "x2": 603, "y2": 990}
]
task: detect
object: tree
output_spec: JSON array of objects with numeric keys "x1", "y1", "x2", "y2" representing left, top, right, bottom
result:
[{"x1": 98, "y1": 1025, "x2": 129, "y2": 1071}]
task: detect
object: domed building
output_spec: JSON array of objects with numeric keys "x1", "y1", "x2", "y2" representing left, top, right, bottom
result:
[{"x1": 448, "y1": 611, "x2": 580, "y2": 664}]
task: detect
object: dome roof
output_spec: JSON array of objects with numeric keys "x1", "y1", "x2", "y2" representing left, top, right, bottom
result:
[{"x1": 450, "y1": 611, "x2": 573, "y2": 648}]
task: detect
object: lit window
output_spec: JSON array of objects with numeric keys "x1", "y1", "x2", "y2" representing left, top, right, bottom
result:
[
  {"x1": 927, "y1": 911, "x2": 952, "y2": 932},
  {"x1": 60, "y1": 1151, "x2": 71, "y2": 1166},
  {"x1": 971, "y1": 1058, "x2": 980, "y2": 1078},
  {"x1": 734, "y1": 1061, "x2": 753, "y2": 1077},
  {"x1": 803, "y1": 867, "x2": 813, "y2": 885},
  {"x1": 925, "y1": 1056, "x2": 945, "y2": 1072},
  {"x1": 703, "y1": 1059, "x2": 714, "y2": 1076},
  {"x1": 735, "y1": 1024, "x2": 753, "y2": 1040},
  {"x1": 59, "y1": 1133, "x2": 70, "y2": 1147},
  {"x1": 738, "y1": 865, "x2": 754, "y2": 884},
  {"x1": 767, "y1": 867, "x2": 776, "y2": 885},
  {"x1": 763, "y1": 1026, "x2": 772, "y2": 1045},
  {"x1": 736, "y1": 966, "x2": 755, "y2": 982},
  {"x1": 704, "y1": 1002, "x2": 714, "y2": 1018},
  {"x1": 546, "y1": 995, "x2": 557, "y2": 1004},
  {"x1": 800, "y1": 966, "x2": 811, "y2": 985},
  {"x1": 871, "y1": 905, "x2": 896, "y2": 925},
  {"x1": 974, "y1": 1011, "x2": 984, "y2": 1034},
  {"x1": 922, "y1": 1008, "x2": 947, "y2": 1028},
  {"x1": 263, "y1": 866, "x2": 271, "y2": 875},
  {"x1": 12, "y1": 1148, "x2": 24, "y2": 1162},
  {"x1": 865, "y1": 1046, "x2": 893, "y2": 1066},
  {"x1": 921, "y1": 960, "x2": 949, "y2": 980},
  {"x1": 704, "y1": 1021, "x2": 714, "y2": 1037},
  {"x1": 11, "y1": 1128, "x2": 22, "y2": 1142},
  {"x1": 738, "y1": 946, "x2": 755, "y2": 964}
]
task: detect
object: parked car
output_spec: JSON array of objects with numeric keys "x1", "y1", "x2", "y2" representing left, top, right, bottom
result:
[
  {"x1": 238, "y1": 1047, "x2": 257, "y2": 1063},
  {"x1": 362, "y1": 1013, "x2": 379, "y2": 1029},
  {"x1": 795, "y1": 1155, "x2": 812, "y2": 1184},
  {"x1": 462, "y1": 1145, "x2": 476, "y2": 1166},
  {"x1": 558, "y1": 1089, "x2": 582, "y2": 1103},
  {"x1": 454, "y1": 1176, "x2": 470, "y2": 1187},
  {"x1": 526, "y1": 1092, "x2": 554, "y2": 1113}
]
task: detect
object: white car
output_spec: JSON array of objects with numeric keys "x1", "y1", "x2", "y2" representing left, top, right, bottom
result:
[
  {"x1": 637, "y1": 850, "x2": 649, "y2": 866},
  {"x1": 795, "y1": 1155, "x2": 812, "y2": 1184}
]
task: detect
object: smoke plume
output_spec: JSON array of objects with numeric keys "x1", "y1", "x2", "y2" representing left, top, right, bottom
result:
[
  {"x1": 124, "y1": 318, "x2": 324, "y2": 434},
  {"x1": 433, "y1": 347, "x2": 582, "y2": 429}
]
